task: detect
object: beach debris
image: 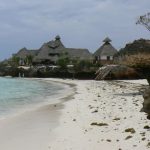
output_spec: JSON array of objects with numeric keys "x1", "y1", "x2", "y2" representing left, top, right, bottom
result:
[
  {"x1": 73, "y1": 119, "x2": 76, "y2": 122},
  {"x1": 113, "y1": 117, "x2": 120, "y2": 121},
  {"x1": 120, "y1": 85, "x2": 125, "y2": 88},
  {"x1": 106, "y1": 139, "x2": 111, "y2": 142},
  {"x1": 125, "y1": 128, "x2": 136, "y2": 134},
  {"x1": 88, "y1": 105, "x2": 94, "y2": 109},
  {"x1": 144, "y1": 125, "x2": 150, "y2": 129},
  {"x1": 141, "y1": 137, "x2": 146, "y2": 141},
  {"x1": 92, "y1": 110, "x2": 98, "y2": 113},
  {"x1": 97, "y1": 94, "x2": 101, "y2": 97},
  {"x1": 125, "y1": 135, "x2": 133, "y2": 140},
  {"x1": 91, "y1": 122, "x2": 108, "y2": 126},
  {"x1": 140, "y1": 132, "x2": 146, "y2": 136}
]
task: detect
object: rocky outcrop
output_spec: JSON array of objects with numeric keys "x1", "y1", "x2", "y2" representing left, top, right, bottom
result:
[
  {"x1": 115, "y1": 39, "x2": 150, "y2": 58},
  {"x1": 95, "y1": 65, "x2": 139, "y2": 80},
  {"x1": 143, "y1": 87, "x2": 150, "y2": 119}
]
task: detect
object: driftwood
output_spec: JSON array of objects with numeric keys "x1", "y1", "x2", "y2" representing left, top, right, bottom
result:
[{"x1": 95, "y1": 65, "x2": 117, "y2": 80}]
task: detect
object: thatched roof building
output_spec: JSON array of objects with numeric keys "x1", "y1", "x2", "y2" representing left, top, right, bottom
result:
[
  {"x1": 13, "y1": 47, "x2": 39, "y2": 59},
  {"x1": 94, "y1": 37, "x2": 117, "y2": 64},
  {"x1": 13, "y1": 35, "x2": 93, "y2": 65}
]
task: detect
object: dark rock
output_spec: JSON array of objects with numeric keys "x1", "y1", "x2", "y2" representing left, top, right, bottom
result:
[
  {"x1": 106, "y1": 139, "x2": 111, "y2": 142},
  {"x1": 144, "y1": 125, "x2": 150, "y2": 129},
  {"x1": 73, "y1": 119, "x2": 76, "y2": 122},
  {"x1": 142, "y1": 87, "x2": 150, "y2": 118},
  {"x1": 95, "y1": 65, "x2": 139, "y2": 80}
]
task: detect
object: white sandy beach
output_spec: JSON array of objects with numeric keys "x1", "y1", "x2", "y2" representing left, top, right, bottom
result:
[{"x1": 0, "y1": 78, "x2": 149, "y2": 150}]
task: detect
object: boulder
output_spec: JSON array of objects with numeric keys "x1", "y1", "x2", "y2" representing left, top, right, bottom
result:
[
  {"x1": 143, "y1": 87, "x2": 150, "y2": 119},
  {"x1": 95, "y1": 65, "x2": 139, "y2": 80}
]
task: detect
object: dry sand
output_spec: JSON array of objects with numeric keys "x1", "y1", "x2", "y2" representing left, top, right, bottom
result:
[{"x1": 0, "y1": 78, "x2": 149, "y2": 150}]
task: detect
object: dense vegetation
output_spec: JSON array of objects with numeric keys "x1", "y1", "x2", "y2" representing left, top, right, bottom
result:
[{"x1": 0, "y1": 55, "x2": 100, "y2": 79}]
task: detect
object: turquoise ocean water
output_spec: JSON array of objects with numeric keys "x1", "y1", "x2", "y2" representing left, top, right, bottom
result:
[{"x1": 0, "y1": 77, "x2": 68, "y2": 118}]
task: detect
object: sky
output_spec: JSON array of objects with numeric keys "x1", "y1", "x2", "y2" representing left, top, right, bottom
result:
[{"x1": 0, "y1": 0, "x2": 149, "y2": 60}]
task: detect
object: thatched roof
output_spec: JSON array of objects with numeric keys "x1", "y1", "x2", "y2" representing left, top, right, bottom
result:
[
  {"x1": 34, "y1": 36, "x2": 65, "y2": 61},
  {"x1": 14, "y1": 35, "x2": 93, "y2": 63},
  {"x1": 14, "y1": 47, "x2": 39, "y2": 59},
  {"x1": 64, "y1": 48, "x2": 93, "y2": 60},
  {"x1": 94, "y1": 37, "x2": 117, "y2": 57},
  {"x1": 34, "y1": 36, "x2": 93, "y2": 61}
]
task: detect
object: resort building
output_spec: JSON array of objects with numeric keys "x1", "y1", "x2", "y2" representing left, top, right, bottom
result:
[
  {"x1": 13, "y1": 35, "x2": 93, "y2": 65},
  {"x1": 94, "y1": 37, "x2": 118, "y2": 65}
]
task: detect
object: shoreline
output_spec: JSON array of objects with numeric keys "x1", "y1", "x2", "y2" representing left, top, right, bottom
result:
[
  {"x1": 0, "y1": 78, "x2": 150, "y2": 150},
  {"x1": 0, "y1": 78, "x2": 77, "y2": 150},
  {"x1": 0, "y1": 77, "x2": 76, "y2": 121}
]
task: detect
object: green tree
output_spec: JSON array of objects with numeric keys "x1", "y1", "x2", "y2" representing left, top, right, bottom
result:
[
  {"x1": 25, "y1": 55, "x2": 33, "y2": 66},
  {"x1": 11, "y1": 56, "x2": 20, "y2": 67},
  {"x1": 57, "y1": 51, "x2": 70, "y2": 73}
]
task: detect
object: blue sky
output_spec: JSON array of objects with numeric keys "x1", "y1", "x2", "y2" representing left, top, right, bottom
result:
[{"x1": 0, "y1": 0, "x2": 149, "y2": 60}]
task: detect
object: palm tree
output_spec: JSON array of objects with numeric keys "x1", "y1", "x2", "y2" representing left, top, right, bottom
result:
[
  {"x1": 25, "y1": 55, "x2": 33, "y2": 66},
  {"x1": 11, "y1": 56, "x2": 20, "y2": 67}
]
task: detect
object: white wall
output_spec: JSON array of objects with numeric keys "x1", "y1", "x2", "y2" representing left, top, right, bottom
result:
[{"x1": 100, "y1": 55, "x2": 113, "y2": 60}]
